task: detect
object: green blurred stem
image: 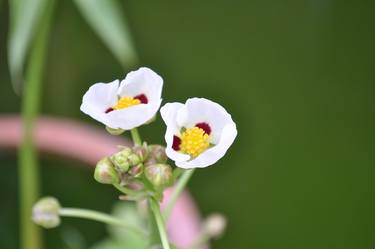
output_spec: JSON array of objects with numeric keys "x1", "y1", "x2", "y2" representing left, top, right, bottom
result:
[
  {"x1": 163, "y1": 169, "x2": 195, "y2": 220},
  {"x1": 130, "y1": 128, "x2": 142, "y2": 146},
  {"x1": 59, "y1": 208, "x2": 145, "y2": 236},
  {"x1": 149, "y1": 198, "x2": 171, "y2": 249},
  {"x1": 18, "y1": 1, "x2": 55, "y2": 249}
]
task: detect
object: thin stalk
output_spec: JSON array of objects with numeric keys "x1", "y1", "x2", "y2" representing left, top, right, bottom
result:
[
  {"x1": 130, "y1": 128, "x2": 142, "y2": 145},
  {"x1": 149, "y1": 198, "x2": 171, "y2": 249},
  {"x1": 163, "y1": 169, "x2": 195, "y2": 220},
  {"x1": 18, "y1": 2, "x2": 55, "y2": 249},
  {"x1": 59, "y1": 208, "x2": 145, "y2": 236}
]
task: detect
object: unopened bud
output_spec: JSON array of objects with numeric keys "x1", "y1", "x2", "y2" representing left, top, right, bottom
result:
[
  {"x1": 144, "y1": 164, "x2": 173, "y2": 187},
  {"x1": 144, "y1": 157, "x2": 158, "y2": 167},
  {"x1": 105, "y1": 126, "x2": 125, "y2": 135},
  {"x1": 129, "y1": 163, "x2": 143, "y2": 177},
  {"x1": 133, "y1": 144, "x2": 148, "y2": 161},
  {"x1": 203, "y1": 213, "x2": 227, "y2": 239},
  {"x1": 128, "y1": 154, "x2": 141, "y2": 166},
  {"x1": 148, "y1": 145, "x2": 168, "y2": 163},
  {"x1": 32, "y1": 197, "x2": 61, "y2": 229},
  {"x1": 110, "y1": 147, "x2": 132, "y2": 172},
  {"x1": 94, "y1": 157, "x2": 119, "y2": 184}
]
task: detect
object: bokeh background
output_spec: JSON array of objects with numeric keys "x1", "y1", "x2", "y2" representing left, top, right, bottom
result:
[{"x1": 1, "y1": 1, "x2": 375, "y2": 248}]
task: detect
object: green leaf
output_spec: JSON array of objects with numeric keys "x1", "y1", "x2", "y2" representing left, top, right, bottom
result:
[
  {"x1": 8, "y1": 0, "x2": 48, "y2": 93},
  {"x1": 73, "y1": 0, "x2": 138, "y2": 69}
]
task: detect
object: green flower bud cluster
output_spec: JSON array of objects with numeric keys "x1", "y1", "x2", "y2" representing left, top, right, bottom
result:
[{"x1": 94, "y1": 144, "x2": 174, "y2": 196}]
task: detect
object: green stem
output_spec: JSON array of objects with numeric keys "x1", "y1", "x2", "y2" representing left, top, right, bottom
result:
[
  {"x1": 149, "y1": 198, "x2": 171, "y2": 249},
  {"x1": 130, "y1": 128, "x2": 142, "y2": 146},
  {"x1": 163, "y1": 169, "x2": 195, "y2": 220},
  {"x1": 18, "y1": 2, "x2": 55, "y2": 249},
  {"x1": 59, "y1": 208, "x2": 145, "y2": 236}
]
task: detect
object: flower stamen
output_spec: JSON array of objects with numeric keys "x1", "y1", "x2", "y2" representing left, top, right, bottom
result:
[
  {"x1": 179, "y1": 127, "x2": 210, "y2": 157},
  {"x1": 113, "y1": 96, "x2": 141, "y2": 110}
]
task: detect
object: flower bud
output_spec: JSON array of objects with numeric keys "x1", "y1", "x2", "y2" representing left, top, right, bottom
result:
[
  {"x1": 148, "y1": 145, "x2": 168, "y2": 163},
  {"x1": 32, "y1": 197, "x2": 61, "y2": 229},
  {"x1": 110, "y1": 147, "x2": 132, "y2": 172},
  {"x1": 202, "y1": 213, "x2": 227, "y2": 239},
  {"x1": 128, "y1": 154, "x2": 141, "y2": 166},
  {"x1": 129, "y1": 163, "x2": 143, "y2": 177},
  {"x1": 105, "y1": 126, "x2": 125, "y2": 135},
  {"x1": 94, "y1": 157, "x2": 119, "y2": 184},
  {"x1": 144, "y1": 157, "x2": 158, "y2": 167},
  {"x1": 144, "y1": 163, "x2": 173, "y2": 187},
  {"x1": 133, "y1": 144, "x2": 148, "y2": 161}
]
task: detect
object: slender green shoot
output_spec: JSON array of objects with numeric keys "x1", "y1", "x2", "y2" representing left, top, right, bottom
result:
[
  {"x1": 18, "y1": 2, "x2": 55, "y2": 249},
  {"x1": 59, "y1": 208, "x2": 146, "y2": 236}
]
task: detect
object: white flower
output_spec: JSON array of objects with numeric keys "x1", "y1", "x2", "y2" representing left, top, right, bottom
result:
[
  {"x1": 160, "y1": 98, "x2": 237, "y2": 169},
  {"x1": 80, "y1": 67, "x2": 163, "y2": 130}
]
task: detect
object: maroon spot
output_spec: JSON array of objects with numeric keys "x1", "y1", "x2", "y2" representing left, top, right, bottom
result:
[
  {"x1": 195, "y1": 122, "x2": 211, "y2": 135},
  {"x1": 105, "y1": 107, "x2": 114, "y2": 113},
  {"x1": 172, "y1": 135, "x2": 181, "y2": 151},
  {"x1": 134, "y1": 94, "x2": 148, "y2": 104}
]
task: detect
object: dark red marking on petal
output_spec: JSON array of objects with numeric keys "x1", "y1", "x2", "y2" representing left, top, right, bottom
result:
[
  {"x1": 105, "y1": 107, "x2": 114, "y2": 113},
  {"x1": 134, "y1": 94, "x2": 148, "y2": 104},
  {"x1": 172, "y1": 135, "x2": 181, "y2": 151},
  {"x1": 195, "y1": 122, "x2": 211, "y2": 135}
]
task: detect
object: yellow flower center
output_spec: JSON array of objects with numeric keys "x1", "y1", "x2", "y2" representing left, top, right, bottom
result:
[
  {"x1": 180, "y1": 127, "x2": 210, "y2": 157},
  {"x1": 113, "y1": 96, "x2": 141, "y2": 110}
]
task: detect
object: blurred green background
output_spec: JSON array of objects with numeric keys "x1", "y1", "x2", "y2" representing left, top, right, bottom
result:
[{"x1": 1, "y1": 0, "x2": 375, "y2": 248}]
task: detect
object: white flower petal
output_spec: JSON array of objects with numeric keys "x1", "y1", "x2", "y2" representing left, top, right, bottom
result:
[
  {"x1": 107, "y1": 99, "x2": 162, "y2": 130},
  {"x1": 160, "y1": 103, "x2": 190, "y2": 162},
  {"x1": 166, "y1": 147, "x2": 190, "y2": 163},
  {"x1": 80, "y1": 80, "x2": 119, "y2": 127},
  {"x1": 177, "y1": 98, "x2": 234, "y2": 144},
  {"x1": 160, "y1": 102, "x2": 184, "y2": 127},
  {"x1": 118, "y1": 67, "x2": 163, "y2": 103},
  {"x1": 176, "y1": 122, "x2": 237, "y2": 169}
]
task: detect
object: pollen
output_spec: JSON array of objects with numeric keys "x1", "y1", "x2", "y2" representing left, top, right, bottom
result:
[
  {"x1": 180, "y1": 127, "x2": 210, "y2": 157},
  {"x1": 113, "y1": 96, "x2": 141, "y2": 110}
]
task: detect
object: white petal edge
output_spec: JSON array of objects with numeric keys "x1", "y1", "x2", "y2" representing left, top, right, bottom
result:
[
  {"x1": 106, "y1": 99, "x2": 162, "y2": 130},
  {"x1": 160, "y1": 103, "x2": 190, "y2": 162},
  {"x1": 176, "y1": 98, "x2": 234, "y2": 144},
  {"x1": 80, "y1": 80, "x2": 119, "y2": 127},
  {"x1": 118, "y1": 67, "x2": 163, "y2": 103}
]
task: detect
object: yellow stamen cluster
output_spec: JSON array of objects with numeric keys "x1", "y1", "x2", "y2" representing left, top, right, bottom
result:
[
  {"x1": 113, "y1": 96, "x2": 140, "y2": 110},
  {"x1": 180, "y1": 127, "x2": 210, "y2": 157}
]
